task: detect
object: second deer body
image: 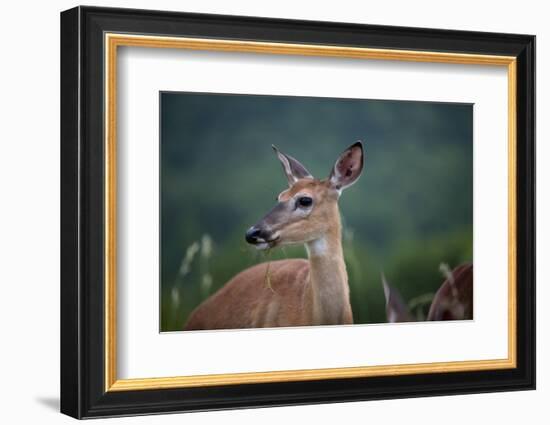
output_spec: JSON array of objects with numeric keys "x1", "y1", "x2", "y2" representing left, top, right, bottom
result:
[{"x1": 184, "y1": 142, "x2": 364, "y2": 330}]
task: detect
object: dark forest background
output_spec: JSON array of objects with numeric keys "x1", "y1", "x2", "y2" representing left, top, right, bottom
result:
[{"x1": 160, "y1": 92, "x2": 473, "y2": 332}]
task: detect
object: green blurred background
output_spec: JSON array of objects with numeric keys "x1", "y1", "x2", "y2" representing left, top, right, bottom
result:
[{"x1": 160, "y1": 92, "x2": 473, "y2": 332}]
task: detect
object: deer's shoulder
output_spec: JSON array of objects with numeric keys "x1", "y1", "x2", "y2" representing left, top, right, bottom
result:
[
  {"x1": 226, "y1": 258, "x2": 310, "y2": 291},
  {"x1": 183, "y1": 259, "x2": 310, "y2": 330},
  {"x1": 244, "y1": 258, "x2": 309, "y2": 274}
]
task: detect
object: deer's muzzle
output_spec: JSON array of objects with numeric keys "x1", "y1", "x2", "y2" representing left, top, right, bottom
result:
[{"x1": 245, "y1": 226, "x2": 279, "y2": 250}]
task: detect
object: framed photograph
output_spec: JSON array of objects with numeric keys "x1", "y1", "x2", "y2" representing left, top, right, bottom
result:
[{"x1": 60, "y1": 6, "x2": 535, "y2": 419}]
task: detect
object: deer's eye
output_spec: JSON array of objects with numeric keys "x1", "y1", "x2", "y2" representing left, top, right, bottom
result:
[{"x1": 296, "y1": 196, "x2": 313, "y2": 208}]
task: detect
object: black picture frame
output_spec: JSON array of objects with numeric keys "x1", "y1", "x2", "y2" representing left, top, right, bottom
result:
[{"x1": 60, "y1": 5, "x2": 535, "y2": 419}]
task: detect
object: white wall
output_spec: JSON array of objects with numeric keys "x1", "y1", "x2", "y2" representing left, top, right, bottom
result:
[{"x1": 0, "y1": 1, "x2": 546, "y2": 424}]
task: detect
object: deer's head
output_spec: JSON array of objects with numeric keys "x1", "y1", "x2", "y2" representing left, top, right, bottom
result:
[{"x1": 245, "y1": 142, "x2": 364, "y2": 250}]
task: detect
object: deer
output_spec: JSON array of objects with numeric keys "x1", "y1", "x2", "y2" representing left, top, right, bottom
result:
[
  {"x1": 381, "y1": 273, "x2": 412, "y2": 323},
  {"x1": 381, "y1": 263, "x2": 473, "y2": 323},
  {"x1": 427, "y1": 263, "x2": 473, "y2": 321},
  {"x1": 184, "y1": 141, "x2": 364, "y2": 331}
]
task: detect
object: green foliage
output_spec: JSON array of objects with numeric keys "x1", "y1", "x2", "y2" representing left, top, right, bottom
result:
[{"x1": 160, "y1": 92, "x2": 473, "y2": 331}]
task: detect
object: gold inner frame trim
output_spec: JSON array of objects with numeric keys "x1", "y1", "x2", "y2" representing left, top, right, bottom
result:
[{"x1": 104, "y1": 33, "x2": 518, "y2": 392}]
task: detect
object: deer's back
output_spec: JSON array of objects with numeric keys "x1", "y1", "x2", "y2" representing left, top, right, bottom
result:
[{"x1": 184, "y1": 259, "x2": 311, "y2": 331}]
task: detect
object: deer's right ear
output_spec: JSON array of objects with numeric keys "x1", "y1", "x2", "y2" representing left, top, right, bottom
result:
[
  {"x1": 272, "y1": 145, "x2": 313, "y2": 186},
  {"x1": 329, "y1": 141, "x2": 364, "y2": 192}
]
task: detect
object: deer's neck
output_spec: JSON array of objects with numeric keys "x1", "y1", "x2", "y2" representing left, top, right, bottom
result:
[{"x1": 306, "y1": 213, "x2": 351, "y2": 325}]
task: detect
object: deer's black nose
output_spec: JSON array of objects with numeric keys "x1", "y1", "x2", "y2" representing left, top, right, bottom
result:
[{"x1": 245, "y1": 227, "x2": 263, "y2": 244}]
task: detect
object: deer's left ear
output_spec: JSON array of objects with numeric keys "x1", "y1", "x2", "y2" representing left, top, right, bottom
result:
[
  {"x1": 272, "y1": 145, "x2": 313, "y2": 186},
  {"x1": 329, "y1": 141, "x2": 364, "y2": 191}
]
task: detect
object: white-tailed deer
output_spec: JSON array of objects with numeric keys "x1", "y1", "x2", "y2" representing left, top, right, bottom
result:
[
  {"x1": 381, "y1": 263, "x2": 473, "y2": 323},
  {"x1": 184, "y1": 142, "x2": 364, "y2": 330},
  {"x1": 427, "y1": 263, "x2": 473, "y2": 321},
  {"x1": 381, "y1": 273, "x2": 412, "y2": 323}
]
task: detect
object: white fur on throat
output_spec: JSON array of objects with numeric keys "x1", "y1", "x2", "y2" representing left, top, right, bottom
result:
[{"x1": 306, "y1": 237, "x2": 329, "y2": 257}]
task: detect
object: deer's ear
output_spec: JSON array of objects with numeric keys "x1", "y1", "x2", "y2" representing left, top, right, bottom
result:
[
  {"x1": 272, "y1": 145, "x2": 313, "y2": 186},
  {"x1": 382, "y1": 273, "x2": 412, "y2": 323},
  {"x1": 329, "y1": 141, "x2": 364, "y2": 191}
]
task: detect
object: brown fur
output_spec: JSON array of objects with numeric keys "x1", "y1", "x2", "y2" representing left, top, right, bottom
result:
[
  {"x1": 427, "y1": 263, "x2": 473, "y2": 321},
  {"x1": 185, "y1": 259, "x2": 312, "y2": 330}
]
